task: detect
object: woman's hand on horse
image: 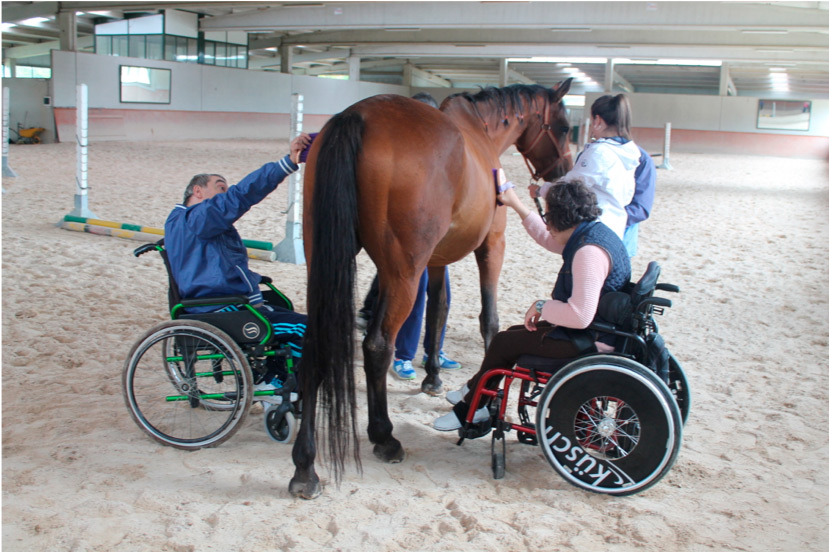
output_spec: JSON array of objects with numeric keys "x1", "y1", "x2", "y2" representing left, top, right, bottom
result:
[{"x1": 498, "y1": 187, "x2": 521, "y2": 209}]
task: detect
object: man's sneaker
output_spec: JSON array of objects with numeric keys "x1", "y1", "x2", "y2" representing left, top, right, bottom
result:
[
  {"x1": 433, "y1": 406, "x2": 489, "y2": 431},
  {"x1": 421, "y1": 352, "x2": 462, "y2": 370},
  {"x1": 391, "y1": 359, "x2": 416, "y2": 380},
  {"x1": 255, "y1": 378, "x2": 283, "y2": 392},
  {"x1": 445, "y1": 384, "x2": 469, "y2": 405}
]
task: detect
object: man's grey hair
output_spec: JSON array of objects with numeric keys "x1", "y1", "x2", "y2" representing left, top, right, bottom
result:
[{"x1": 183, "y1": 173, "x2": 224, "y2": 205}]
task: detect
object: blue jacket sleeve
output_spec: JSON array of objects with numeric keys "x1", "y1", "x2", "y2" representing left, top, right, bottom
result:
[
  {"x1": 626, "y1": 147, "x2": 656, "y2": 227},
  {"x1": 184, "y1": 155, "x2": 297, "y2": 238}
]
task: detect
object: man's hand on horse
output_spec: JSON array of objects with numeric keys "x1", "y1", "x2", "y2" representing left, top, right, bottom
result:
[{"x1": 290, "y1": 133, "x2": 313, "y2": 164}]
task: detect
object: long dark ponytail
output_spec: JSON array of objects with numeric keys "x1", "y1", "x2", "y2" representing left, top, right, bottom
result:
[{"x1": 591, "y1": 94, "x2": 632, "y2": 140}]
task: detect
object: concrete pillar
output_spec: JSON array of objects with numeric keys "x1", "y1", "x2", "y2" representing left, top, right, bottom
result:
[
  {"x1": 718, "y1": 64, "x2": 729, "y2": 96},
  {"x1": 348, "y1": 56, "x2": 360, "y2": 81},
  {"x1": 499, "y1": 59, "x2": 508, "y2": 87},
  {"x1": 58, "y1": 11, "x2": 78, "y2": 52},
  {"x1": 280, "y1": 46, "x2": 293, "y2": 74},
  {"x1": 604, "y1": 58, "x2": 615, "y2": 93}
]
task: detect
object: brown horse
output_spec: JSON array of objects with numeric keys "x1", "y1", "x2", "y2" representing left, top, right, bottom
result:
[{"x1": 291, "y1": 79, "x2": 573, "y2": 499}]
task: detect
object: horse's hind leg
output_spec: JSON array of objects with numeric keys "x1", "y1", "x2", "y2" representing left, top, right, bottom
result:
[
  {"x1": 361, "y1": 284, "x2": 415, "y2": 463},
  {"x1": 421, "y1": 266, "x2": 449, "y2": 395},
  {"x1": 289, "y1": 383, "x2": 322, "y2": 499}
]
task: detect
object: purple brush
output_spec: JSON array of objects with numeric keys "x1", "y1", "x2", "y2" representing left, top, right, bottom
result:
[
  {"x1": 299, "y1": 132, "x2": 319, "y2": 164},
  {"x1": 493, "y1": 168, "x2": 513, "y2": 205}
]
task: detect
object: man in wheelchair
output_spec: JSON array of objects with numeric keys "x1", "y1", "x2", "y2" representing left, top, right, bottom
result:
[
  {"x1": 434, "y1": 178, "x2": 631, "y2": 431},
  {"x1": 164, "y1": 133, "x2": 312, "y2": 389}
]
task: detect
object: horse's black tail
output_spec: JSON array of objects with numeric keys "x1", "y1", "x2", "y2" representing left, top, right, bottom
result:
[{"x1": 303, "y1": 109, "x2": 364, "y2": 482}]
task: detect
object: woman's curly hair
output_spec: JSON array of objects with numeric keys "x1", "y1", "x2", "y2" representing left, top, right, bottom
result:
[{"x1": 543, "y1": 178, "x2": 602, "y2": 232}]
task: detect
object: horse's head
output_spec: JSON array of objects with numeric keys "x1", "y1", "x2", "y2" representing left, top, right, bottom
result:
[{"x1": 514, "y1": 78, "x2": 574, "y2": 183}]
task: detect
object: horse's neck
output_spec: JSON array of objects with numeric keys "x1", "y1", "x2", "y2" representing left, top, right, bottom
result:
[{"x1": 443, "y1": 100, "x2": 523, "y2": 155}]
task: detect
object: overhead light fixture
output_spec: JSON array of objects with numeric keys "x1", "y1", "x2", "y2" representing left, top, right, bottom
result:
[
  {"x1": 20, "y1": 17, "x2": 51, "y2": 26},
  {"x1": 741, "y1": 29, "x2": 788, "y2": 34},
  {"x1": 0, "y1": 23, "x2": 16, "y2": 31},
  {"x1": 549, "y1": 27, "x2": 591, "y2": 32},
  {"x1": 756, "y1": 48, "x2": 794, "y2": 52},
  {"x1": 507, "y1": 57, "x2": 607, "y2": 64},
  {"x1": 383, "y1": 27, "x2": 420, "y2": 32},
  {"x1": 597, "y1": 45, "x2": 631, "y2": 49}
]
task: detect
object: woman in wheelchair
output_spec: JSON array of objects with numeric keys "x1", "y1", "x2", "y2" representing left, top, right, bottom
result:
[{"x1": 434, "y1": 178, "x2": 631, "y2": 431}]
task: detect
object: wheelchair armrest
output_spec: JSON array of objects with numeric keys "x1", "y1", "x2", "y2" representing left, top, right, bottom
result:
[
  {"x1": 179, "y1": 295, "x2": 251, "y2": 308},
  {"x1": 637, "y1": 297, "x2": 672, "y2": 312},
  {"x1": 260, "y1": 275, "x2": 273, "y2": 284},
  {"x1": 656, "y1": 283, "x2": 680, "y2": 293},
  {"x1": 588, "y1": 320, "x2": 618, "y2": 334},
  {"x1": 134, "y1": 242, "x2": 162, "y2": 257}
]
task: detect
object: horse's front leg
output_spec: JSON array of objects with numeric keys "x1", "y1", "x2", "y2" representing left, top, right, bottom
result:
[
  {"x1": 421, "y1": 266, "x2": 449, "y2": 395},
  {"x1": 474, "y1": 228, "x2": 506, "y2": 350},
  {"x1": 289, "y1": 381, "x2": 322, "y2": 499},
  {"x1": 362, "y1": 291, "x2": 405, "y2": 463}
]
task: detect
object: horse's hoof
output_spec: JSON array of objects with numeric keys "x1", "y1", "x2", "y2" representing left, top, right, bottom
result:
[
  {"x1": 421, "y1": 380, "x2": 443, "y2": 396},
  {"x1": 373, "y1": 441, "x2": 406, "y2": 464},
  {"x1": 289, "y1": 476, "x2": 323, "y2": 500}
]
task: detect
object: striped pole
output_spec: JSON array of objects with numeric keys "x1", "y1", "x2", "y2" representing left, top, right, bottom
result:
[
  {"x1": 274, "y1": 92, "x2": 305, "y2": 265},
  {"x1": 67, "y1": 83, "x2": 97, "y2": 217},
  {"x1": 59, "y1": 216, "x2": 277, "y2": 261},
  {"x1": 2, "y1": 87, "x2": 17, "y2": 178}
]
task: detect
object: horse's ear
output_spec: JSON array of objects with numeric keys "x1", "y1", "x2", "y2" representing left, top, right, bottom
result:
[{"x1": 551, "y1": 77, "x2": 574, "y2": 102}]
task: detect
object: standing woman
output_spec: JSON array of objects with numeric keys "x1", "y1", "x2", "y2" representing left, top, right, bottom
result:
[{"x1": 535, "y1": 94, "x2": 641, "y2": 240}]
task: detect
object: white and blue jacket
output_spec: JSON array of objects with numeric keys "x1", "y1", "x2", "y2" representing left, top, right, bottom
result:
[{"x1": 164, "y1": 156, "x2": 298, "y2": 312}]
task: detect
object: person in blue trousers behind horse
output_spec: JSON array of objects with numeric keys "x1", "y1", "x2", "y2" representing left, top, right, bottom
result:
[{"x1": 356, "y1": 91, "x2": 461, "y2": 381}]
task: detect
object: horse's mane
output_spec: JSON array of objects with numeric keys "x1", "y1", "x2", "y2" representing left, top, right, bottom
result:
[{"x1": 444, "y1": 84, "x2": 556, "y2": 126}]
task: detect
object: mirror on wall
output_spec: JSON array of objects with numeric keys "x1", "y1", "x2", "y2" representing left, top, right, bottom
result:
[
  {"x1": 757, "y1": 99, "x2": 811, "y2": 131},
  {"x1": 119, "y1": 65, "x2": 171, "y2": 104}
]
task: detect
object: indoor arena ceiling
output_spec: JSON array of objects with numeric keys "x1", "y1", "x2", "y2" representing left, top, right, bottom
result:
[{"x1": 3, "y1": 1, "x2": 829, "y2": 98}]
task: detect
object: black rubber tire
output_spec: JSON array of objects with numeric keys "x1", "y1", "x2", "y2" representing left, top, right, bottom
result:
[
  {"x1": 491, "y1": 433, "x2": 506, "y2": 479},
  {"x1": 123, "y1": 320, "x2": 253, "y2": 450},
  {"x1": 265, "y1": 408, "x2": 298, "y2": 444},
  {"x1": 536, "y1": 355, "x2": 682, "y2": 496},
  {"x1": 668, "y1": 353, "x2": 691, "y2": 425}
]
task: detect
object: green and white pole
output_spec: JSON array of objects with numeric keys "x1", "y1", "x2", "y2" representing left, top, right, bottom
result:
[
  {"x1": 657, "y1": 122, "x2": 673, "y2": 170},
  {"x1": 274, "y1": 92, "x2": 305, "y2": 264},
  {"x1": 67, "y1": 83, "x2": 97, "y2": 218},
  {"x1": 2, "y1": 87, "x2": 17, "y2": 178}
]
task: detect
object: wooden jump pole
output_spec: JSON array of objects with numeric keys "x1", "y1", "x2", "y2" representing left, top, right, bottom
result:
[
  {"x1": 59, "y1": 215, "x2": 277, "y2": 261},
  {"x1": 2, "y1": 87, "x2": 17, "y2": 178},
  {"x1": 274, "y1": 92, "x2": 305, "y2": 265}
]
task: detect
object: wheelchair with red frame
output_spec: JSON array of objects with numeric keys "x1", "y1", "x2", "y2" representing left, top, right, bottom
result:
[
  {"x1": 122, "y1": 239, "x2": 302, "y2": 449},
  {"x1": 455, "y1": 261, "x2": 690, "y2": 496}
]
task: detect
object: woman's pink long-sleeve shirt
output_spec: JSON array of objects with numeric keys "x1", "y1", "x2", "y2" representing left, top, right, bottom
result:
[{"x1": 522, "y1": 213, "x2": 614, "y2": 352}]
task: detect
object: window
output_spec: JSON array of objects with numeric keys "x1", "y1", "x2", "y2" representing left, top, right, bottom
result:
[
  {"x1": 146, "y1": 35, "x2": 163, "y2": 60},
  {"x1": 757, "y1": 99, "x2": 811, "y2": 131},
  {"x1": 13, "y1": 66, "x2": 51, "y2": 79},
  {"x1": 120, "y1": 65, "x2": 171, "y2": 104}
]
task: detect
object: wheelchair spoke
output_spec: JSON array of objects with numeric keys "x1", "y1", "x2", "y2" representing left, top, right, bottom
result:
[{"x1": 574, "y1": 395, "x2": 640, "y2": 458}]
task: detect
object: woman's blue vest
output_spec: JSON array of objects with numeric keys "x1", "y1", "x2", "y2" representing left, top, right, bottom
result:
[{"x1": 550, "y1": 220, "x2": 631, "y2": 347}]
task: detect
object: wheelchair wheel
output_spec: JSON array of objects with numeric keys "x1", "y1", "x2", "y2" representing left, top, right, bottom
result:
[
  {"x1": 264, "y1": 406, "x2": 298, "y2": 443},
  {"x1": 668, "y1": 353, "x2": 691, "y2": 425},
  {"x1": 536, "y1": 355, "x2": 682, "y2": 496},
  {"x1": 123, "y1": 320, "x2": 253, "y2": 450}
]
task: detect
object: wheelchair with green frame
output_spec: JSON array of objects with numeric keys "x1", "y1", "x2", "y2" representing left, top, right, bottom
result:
[
  {"x1": 455, "y1": 261, "x2": 690, "y2": 496},
  {"x1": 122, "y1": 239, "x2": 302, "y2": 449}
]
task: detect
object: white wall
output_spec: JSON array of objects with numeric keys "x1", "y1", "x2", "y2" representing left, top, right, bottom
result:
[
  {"x1": 585, "y1": 92, "x2": 829, "y2": 137},
  {"x1": 51, "y1": 51, "x2": 408, "y2": 115},
  {"x1": 2, "y1": 78, "x2": 54, "y2": 143}
]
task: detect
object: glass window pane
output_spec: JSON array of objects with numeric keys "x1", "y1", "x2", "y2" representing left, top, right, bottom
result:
[
  {"x1": 164, "y1": 35, "x2": 176, "y2": 61},
  {"x1": 146, "y1": 35, "x2": 163, "y2": 60},
  {"x1": 129, "y1": 35, "x2": 145, "y2": 58},
  {"x1": 113, "y1": 35, "x2": 128, "y2": 57},
  {"x1": 96, "y1": 36, "x2": 111, "y2": 56},
  {"x1": 238, "y1": 46, "x2": 247, "y2": 69},
  {"x1": 215, "y1": 43, "x2": 226, "y2": 66},
  {"x1": 203, "y1": 41, "x2": 215, "y2": 65}
]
